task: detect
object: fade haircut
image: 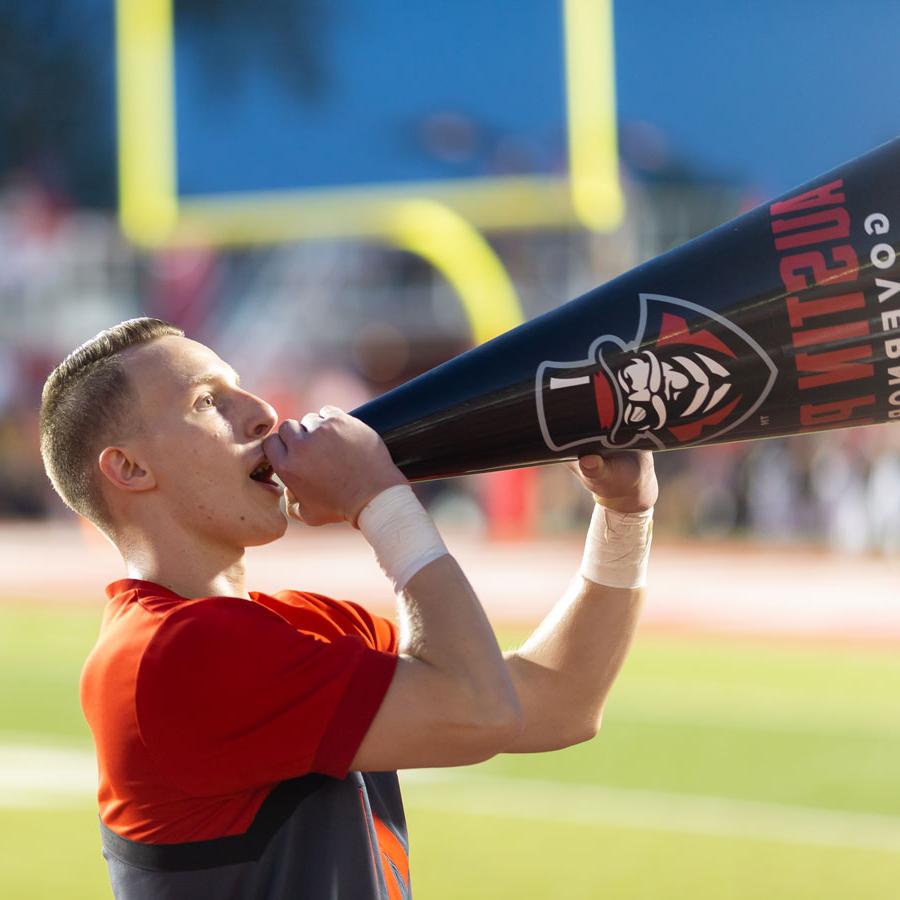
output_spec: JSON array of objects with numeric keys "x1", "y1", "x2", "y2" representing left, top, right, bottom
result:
[{"x1": 39, "y1": 318, "x2": 184, "y2": 535}]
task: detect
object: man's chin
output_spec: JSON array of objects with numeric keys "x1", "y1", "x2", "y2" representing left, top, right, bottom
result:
[{"x1": 242, "y1": 513, "x2": 289, "y2": 548}]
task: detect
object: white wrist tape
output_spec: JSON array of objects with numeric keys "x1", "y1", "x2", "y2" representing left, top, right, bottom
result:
[
  {"x1": 580, "y1": 502, "x2": 653, "y2": 589},
  {"x1": 357, "y1": 484, "x2": 449, "y2": 592}
]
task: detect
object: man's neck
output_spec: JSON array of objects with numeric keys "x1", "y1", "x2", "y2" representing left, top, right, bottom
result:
[{"x1": 119, "y1": 528, "x2": 250, "y2": 600}]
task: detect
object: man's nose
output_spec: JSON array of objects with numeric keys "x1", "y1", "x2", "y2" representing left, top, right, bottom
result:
[{"x1": 247, "y1": 395, "x2": 278, "y2": 439}]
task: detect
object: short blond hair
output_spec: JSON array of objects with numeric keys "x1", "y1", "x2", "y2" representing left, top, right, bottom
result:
[{"x1": 39, "y1": 318, "x2": 183, "y2": 534}]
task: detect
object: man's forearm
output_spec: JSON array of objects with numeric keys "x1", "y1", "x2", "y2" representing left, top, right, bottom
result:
[
  {"x1": 399, "y1": 553, "x2": 519, "y2": 717},
  {"x1": 502, "y1": 575, "x2": 644, "y2": 752},
  {"x1": 496, "y1": 472, "x2": 655, "y2": 753},
  {"x1": 359, "y1": 485, "x2": 522, "y2": 748}
]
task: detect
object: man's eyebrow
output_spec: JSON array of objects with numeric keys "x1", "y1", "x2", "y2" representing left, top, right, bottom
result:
[{"x1": 185, "y1": 368, "x2": 241, "y2": 389}]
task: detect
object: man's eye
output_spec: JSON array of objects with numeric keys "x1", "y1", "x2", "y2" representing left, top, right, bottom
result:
[{"x1": 196, "y1": 393, "x2": 215, "y2": 409}]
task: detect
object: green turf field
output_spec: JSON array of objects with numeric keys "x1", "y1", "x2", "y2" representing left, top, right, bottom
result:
[{"x1": 2, "y1": 604, "x2": 900, "y2": 899}]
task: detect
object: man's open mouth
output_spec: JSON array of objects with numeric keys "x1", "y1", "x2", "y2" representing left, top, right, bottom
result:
[{"x1": 249, "y1": 460, "x2": 278, "y2": 487}]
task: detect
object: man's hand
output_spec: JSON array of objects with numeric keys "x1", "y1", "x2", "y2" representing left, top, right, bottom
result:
[
  {"x1": 566, "y1": 451, "x2": 657, "y2": 514},
  {"x1": 262, "y1": 406, "x2": 407, "y2": 527}
]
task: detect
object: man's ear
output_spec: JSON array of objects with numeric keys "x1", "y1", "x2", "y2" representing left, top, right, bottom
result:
[{"x1": 98, "y1": 446, "x2": 157, "y2": 493}]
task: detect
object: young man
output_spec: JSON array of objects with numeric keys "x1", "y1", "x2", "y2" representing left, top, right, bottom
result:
[{"x1": 39, "y1": 318, "x2": 657, "y2": 899}]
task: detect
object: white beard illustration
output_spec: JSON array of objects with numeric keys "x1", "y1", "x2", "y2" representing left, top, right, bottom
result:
[{"x1": 617, "y1": 349, "x2": 733, "y2": 431}]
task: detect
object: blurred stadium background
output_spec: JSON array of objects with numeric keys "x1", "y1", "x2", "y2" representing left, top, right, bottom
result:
[{"x1": 1, "y1": 0, "x2": 899, "y2": 897}]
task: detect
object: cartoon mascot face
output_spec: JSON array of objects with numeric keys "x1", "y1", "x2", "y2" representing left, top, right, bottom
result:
[
  {"x1": 617, "y1": 347, "x2": 734, "y2": 430},
  {"x1": 535, "y1": 293, "x2": 778, "y2": 452}
]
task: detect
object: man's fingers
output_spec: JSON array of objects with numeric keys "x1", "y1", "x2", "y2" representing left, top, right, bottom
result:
[
  {"x1": 261, "y1": 430, "x2": 287, "y2": 464},
  {"x1": 578, "y1": 455, "x2": 604, "y2": 474},
  {"x1": 279, "y1": 418, "x2": 304, "y2": 438},
  {"x1": 570, "y1": 451, "x2": 640, "y2": 491},
  {"x1": 300, "y1": 411, "x2": 325, "y2": 432},
  {"x1": 597, "y1": 452, "x2": 639, "y2": 481},
  {"x1": 568, "y1": 449, "x2": 657, "y2": 512},
  {"x1": 264, "y1": 418, "x2": 310, "y2": 468},
  {"x1": 565, "y1": 454, "x2": 605, "y2": 477}
]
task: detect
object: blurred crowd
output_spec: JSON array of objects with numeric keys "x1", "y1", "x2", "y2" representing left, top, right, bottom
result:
[
  {"x1": 653, "y1": 428, "x2": 900, "y2": 553},
  {"x1": 1, "y1": 176, "x2": 898, "y2": 555}
]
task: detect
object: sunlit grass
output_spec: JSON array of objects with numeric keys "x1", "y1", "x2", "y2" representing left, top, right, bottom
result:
[{"x1": 2, "y1": 604, "x2": 900, "y2": 898}]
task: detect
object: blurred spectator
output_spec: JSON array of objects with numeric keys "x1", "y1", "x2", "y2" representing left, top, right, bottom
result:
[
  {"x1": 867, "y1": 440, "x2": 900, "y2": 554},
  {"x1": 810, "y1": 434, "x2": 871, "y2": 554},
  {"x1": 745, "y1": 440, "x2": 814, "y2": 542}
]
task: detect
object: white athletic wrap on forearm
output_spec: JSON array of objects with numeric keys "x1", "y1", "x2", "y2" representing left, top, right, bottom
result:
[
  {"x1": 357, "y1": 484, "x2": 449, "y2": 592},
  {"x1": 580, "y1": 502, "x2": 654, "y2": 589}
]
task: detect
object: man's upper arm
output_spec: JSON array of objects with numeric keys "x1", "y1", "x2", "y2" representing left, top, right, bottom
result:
[
  {"x1": 348, "y1": 655, "x2": 517, "y2": 772},
  {"x1": 268, "y1": 592, "x2": 518, "y2": 772}
]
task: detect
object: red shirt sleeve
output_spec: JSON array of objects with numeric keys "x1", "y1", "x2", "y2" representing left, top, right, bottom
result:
[
  {"x1": 135, "y1": 596, "x2": 397, "y2": 797},
  {"x1": 265, "y1": 590, "x2": 398, "y2": 654}
]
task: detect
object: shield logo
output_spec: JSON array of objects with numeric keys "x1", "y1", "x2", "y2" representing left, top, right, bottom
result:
[{"x1": 535, "y1": 293, "x2": 779, "y2": 451}]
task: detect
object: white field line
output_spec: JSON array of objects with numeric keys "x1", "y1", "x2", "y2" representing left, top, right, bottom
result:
[
  {"x1": 0, "y1": 741, "x2": 96, "y2": 808},
  {"x1": 401, "y1": 771, "x2": 900, "y2": 855},
  {"x1": 4, "y1": 741, "x2": 900, "y2": 855}
]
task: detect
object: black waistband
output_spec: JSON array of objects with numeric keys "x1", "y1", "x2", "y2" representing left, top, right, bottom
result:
[{"x1": 100, "y1": 773, "x2": 330, "y2": 872}]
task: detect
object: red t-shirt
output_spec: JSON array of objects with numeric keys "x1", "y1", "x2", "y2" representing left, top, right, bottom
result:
[{"x1": 81, "y1": 579, "x2": 398, "y2": 844}]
